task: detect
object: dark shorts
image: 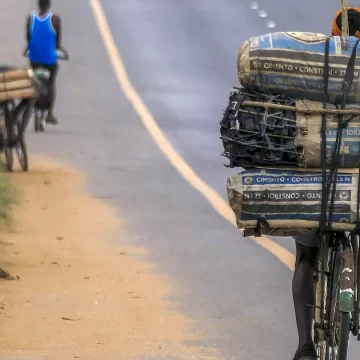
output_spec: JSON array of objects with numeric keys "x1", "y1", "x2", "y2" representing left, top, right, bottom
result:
[{"x1": 294, "y1": 232, "x2": 320, "y2": 248}]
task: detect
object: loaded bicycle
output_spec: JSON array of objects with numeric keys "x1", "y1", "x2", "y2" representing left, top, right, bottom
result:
[
  {"x1": 0, "y1": 66, "x2": 31, "y2": 172},
  {"x1": 222, "y1": 34, "x2": 360, "y2": 359},
  {"x1": 23, "y1": 47, "x2": 69, "y2": 133}
]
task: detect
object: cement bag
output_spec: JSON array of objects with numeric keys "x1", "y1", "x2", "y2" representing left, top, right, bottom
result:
[
  {"x1": 227, "y1": 168, "x2": 360, "y2": 236},
  {"x1": 238, "y1": 32, "x2": 360, "y2": 104},
  {"x1": 296, "y1": 100, "x2": 360, "y2": 168},
  {"x1": 220, "y1": 87, "x2": 360, "y2": 169}
]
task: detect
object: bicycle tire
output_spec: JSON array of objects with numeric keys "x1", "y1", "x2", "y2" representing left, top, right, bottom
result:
[
  {"x1": 40, "y1": 111, "x2": 46, "y2": 132},
  {"x1": 4, "y1": 146, "x2": 13, "y2": 172},
  {"x1": 358, "y1": 250, "x2": 360, "y2": 338},
  {"x1": 328, "y1": 243, "x2": 351, "y2": 360},
  {"x1": 337, "y1": 311, "x2": 350, "y2": 360},
  {"x1": 34, "y1": 110, "x2": 41, "y2": 132},
  {"x1": 314, "y1": 234, "x2": 332, "y2": 360},
  {"x1": 13, "y1": 118, "x2": 29, "y2": 172},
  {"x1": 351, "y1": 234, "x2": 360, "y2": 337},
  {"x1": 16, "y1": 138, "x2": 28, "y2": 172}
]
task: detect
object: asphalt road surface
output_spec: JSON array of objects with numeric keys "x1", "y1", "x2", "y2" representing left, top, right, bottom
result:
[{"x1": 2, "y1": 0, "x2": 359, "y2": 359}]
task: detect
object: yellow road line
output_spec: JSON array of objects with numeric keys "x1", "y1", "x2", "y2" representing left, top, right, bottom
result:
[{"x1": 89, "y1": 0, "x2": 295, "y2": 271}]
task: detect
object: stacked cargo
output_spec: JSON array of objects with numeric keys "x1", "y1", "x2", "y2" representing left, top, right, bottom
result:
[
  {"x1": 221, "y1": 32, "x2": 360, "y2": 235},
  {"x1": 0, "y1": 67, "x2": 35, "y2": 101},
  {"x1": 0, "y1": 66, "x2": 49, "y2": 103}
]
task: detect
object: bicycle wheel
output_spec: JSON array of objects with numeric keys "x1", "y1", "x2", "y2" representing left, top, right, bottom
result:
[
  {"x1": 351, "y1": 234, "x2": 359, "y2": 338},
  {"x1": 34, "y1": 110, "x2": 40, "y2": 132},
  {"x1": 13, "y1": 118, "x2": 29, "y2": 172},
  {"x1": 357, "y1": 247, "x2": 360, "y2": 339},
  {"x1": 40, "y1": 111, "x2": 46, "y2": 132},
  {"x1": 328, "y1": 244, "x2": 351, "y2": 360},
  {"x1": 15, "y1": 138, "x2": 28, "y2": 172},
  {"x1": 4, "y1": 145, "x2": 13, "y2": 172},
  {"x1": 34, "y1": 109, "x2": 47, "y2": 132},
  {"x1": 314, "y1": 232, "x2": 333, "y2": 360}
]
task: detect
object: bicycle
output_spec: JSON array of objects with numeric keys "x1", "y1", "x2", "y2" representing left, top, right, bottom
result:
[
  {"x1": 313, "y1": 230, "x2": 360, "y2": 360},
  {"x1": 0, "y1": 99, "x2": 29, "y2": 172},
  {"x1": 32, "y1": 68, "x2": 50, "y2": 133},
  {"x1": 23, "y1": 48, "x2": 69, "y2": 133}
]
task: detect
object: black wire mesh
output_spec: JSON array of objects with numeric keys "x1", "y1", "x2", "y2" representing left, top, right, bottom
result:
[{"x1": 220, "y1": 87, "x2": 302, "y2": 168}]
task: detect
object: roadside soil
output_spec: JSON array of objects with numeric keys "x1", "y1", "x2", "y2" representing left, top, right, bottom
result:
[{"x1": 0, "y1": 157, "x2": 215, "y2": 360}]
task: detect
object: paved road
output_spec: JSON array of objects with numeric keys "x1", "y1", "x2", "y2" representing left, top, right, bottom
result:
[{"x1": 2, "y1": 0, "x2": 359, "y2": 359}]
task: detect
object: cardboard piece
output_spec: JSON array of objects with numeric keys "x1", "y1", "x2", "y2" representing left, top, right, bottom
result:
[
  {"x1": 0, "y1": 88, "x2": 34, "y2": 101},
  {"x1": 0, "y1": 68, "x2": 31, "y2": 83}
]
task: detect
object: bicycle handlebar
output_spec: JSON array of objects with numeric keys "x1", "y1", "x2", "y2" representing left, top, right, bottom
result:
[
  {"x1": 57, "y1": 54, "x2": 68, "y2": 61},
  {"x1": 56, "y1": 47, "x2": 69, "y2": 61}
]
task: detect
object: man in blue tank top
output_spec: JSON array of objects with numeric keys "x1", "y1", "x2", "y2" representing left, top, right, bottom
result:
[{"x1": 25, "y1": 0, "x2": 63, "y2": 125}]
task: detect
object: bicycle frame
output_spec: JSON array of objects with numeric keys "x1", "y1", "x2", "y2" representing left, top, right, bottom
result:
[
  {"x1": 314, "y1": 233, "x2": 330, "y2": 358},
  {"x1": 34, "y1": 106, "x2": 48, "y2": 132},
  {"x1": 314, "y1": 232, "x2": 360, "y2": 358}
]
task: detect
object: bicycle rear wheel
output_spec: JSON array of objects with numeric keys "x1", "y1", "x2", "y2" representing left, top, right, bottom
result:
[
  {"x1": 314, "y1": 234, "x2": 331, "y2": 360},
  {"x1": 328, "y1": 243, "x2": 351, "y2": 360},
  {"x1": 15, "y1": 122, "x2": 28, "y2": 172},
  {"x1": 351, "y1": 234, "x2": 360, "y2": 338},
  {"x1": 40, "y1": 111, "x2": 47, "y2": 132},
  {"x1": 4, "y1": 145, "x2": 13, "y2": 172},
  {"x1": 16, "y1": 139, "x2": 28, "y2": 171},
  {"x1": 34, "y1": 110, "x2": 40, "y2": 132},
  {"x1": 338, "y1": 312, "x2": 350, "y2": 359}
]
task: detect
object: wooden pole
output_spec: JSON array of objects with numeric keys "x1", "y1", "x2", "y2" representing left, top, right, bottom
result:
[
  {"x1": 342, "y1": 0, "x2": 349, "y2": 36},
  {"x1": 241, "y1": 100, "x2": 360, "y2": 115}
]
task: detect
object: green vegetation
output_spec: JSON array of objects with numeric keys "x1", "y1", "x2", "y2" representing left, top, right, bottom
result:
[
  {"x1": 0, "y1": 176, "x2": 17, "y2": 224},
  {"x1": 0, "y1": 175, "x2": 17, "y2": 279}
]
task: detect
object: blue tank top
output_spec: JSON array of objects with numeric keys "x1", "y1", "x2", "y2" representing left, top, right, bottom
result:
[{"x1": 28, "y1": 12, "x2": 57, "y2": 65}]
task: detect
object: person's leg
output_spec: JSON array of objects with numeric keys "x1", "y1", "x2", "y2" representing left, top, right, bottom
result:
[
  {"x1": 292, "y1": 234, "x2": 319, "y2": 360},
  {"x1": 45, "y1": 63, "x2": 59, "y2": 124}
]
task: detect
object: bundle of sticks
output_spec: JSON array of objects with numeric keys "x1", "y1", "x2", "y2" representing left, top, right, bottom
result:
[{"x1": 0, "y1": 68, "x2": 34, "y2": 102}]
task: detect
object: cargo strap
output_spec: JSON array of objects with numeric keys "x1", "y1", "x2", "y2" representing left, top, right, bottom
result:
[
  {"x1": 320, "y1": 37, "x2": 360, "y2": 233},
  {"x1": 356, "y1": 161, "x2": 360, "y2": 233},
  {"x1": 253, "y1": 216, "x2": 270, "y2": 237}
]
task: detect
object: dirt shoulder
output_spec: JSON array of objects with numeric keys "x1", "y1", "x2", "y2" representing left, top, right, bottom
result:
[{"x1": 0, "y1": 158, "x2": 214, "y2": 360}]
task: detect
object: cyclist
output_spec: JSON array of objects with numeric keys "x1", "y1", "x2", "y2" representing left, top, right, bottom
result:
[
  {"x1": 24, "y1": 0, "x2": 64, "y2": 125},
  {"x1": 292, "y1": 9, "x2": 360, "y2": 360}
]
